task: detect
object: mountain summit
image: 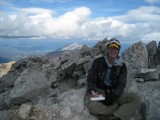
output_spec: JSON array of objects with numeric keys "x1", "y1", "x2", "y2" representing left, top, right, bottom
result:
[
  {"x1": 44, "y1": 43, "x2": 83, "y2": 59},
  {"x1": 56, "y1": 43, "x2": 83, "y2": 51}
]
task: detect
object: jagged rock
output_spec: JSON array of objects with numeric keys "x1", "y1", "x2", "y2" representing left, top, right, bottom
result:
[
  {"x1": 146, "y1": 41, "x2": 157, "y2": 68},
  {"x1": 0, "y1": 73, "x2": 17, "y2": 93},
  {"x1": 75, "y1": 56, "x2": 92, "y2": 74},
  {"x1": 79, "y1": 45, "x2": 91, "y2": 57},
  {"x1": 75, "y1": 57, "x2": 90, "y2": 66},
  {"x1": 77, "y1": 78, "x2": 86, "y2": 88},
  {"x1": 61, "y1": 62, "x2": 76, "y2": 76},
  {"x1": 141, "y1": 100, "x2": 160, "y2": 120},
  {"x1": 122, "y1": 41, "x2": 148, "y2": 79},
  {"x1": 24, "y1": 87, "x2": 55, "y2": 101},
  {"x1": 7, "y1": 97, "x2": 31, "y2": 110},
  {"x1": 146, "y1": 41, "x2": 157, "y2": 55},
  {"x1": 58, "y1": 88, "x2": 87, "y2": 114},
  {"x1": 0, "y1": 61, "x2": 23, "y2": 92},
  {"x1": 135, "y1": 78, "x2": 145, "y2": 83},
  {"x1": 83, "y1": 59, "x2": 92, "y2": 73},
  {"x1": 11, "y1": 59, "x2": 28, "y2": 72},
  {"x1": 86, "y1": 39, "x2": 106, "y2": 57},
  {"x1": 0, "y1": 84, "x2": 4, "y2": 93},
  {"x1": 9, "y1": 68, "x2": 50, "y2": 98},
  {"x1": 136, "y1": 68, "x2": 159, "y2": 81},
  {"x1": 0, "y1": 57, "x2": 48, "y2": 94},
  {"x1": 155, "y1": 41, "x2": 160, "y2": 67},
  {"x1": 157, "y1": 41, "x2": 160, "y2": 54},
  {"x1": 59, "y1": 106, "x2": 72, "y2": 119},
  {"x1": 0, "y1": 101, "x2": 7, "y2": 110},
  {"x1": 90, "y1": 47, "x2": 101, "y2": 57},
  {"x1": 93, "y1": 41, "x2": 102, "y2": 48},
  {"x1": 93, "y1": 37, "x2": 108, "y2": 49},
  {"x1": 157, "y1": 64, "x2": 160, "y2": 74},
  {"x1": 3, "y1": 57, "x2": 51, "y2": 99},
  {"x1": 155, "y1": 53, "x2": 160, "y2": 66},
  {"x1": 93, "y1": 37, "x2": 108, "y2": 54},
  {"x1": 29, "y1": 88, "x2": 96, "y2": 120},
  {"x1": 18, "y1": 103, "x2": 33, "y2": 120},
  {"x1": 0, "y1": 110, "x2": 13, "y2": 120},
  {"x1": 72, "y1": 71, "x2": 84, "y2": 79},
  {"x1": 51, "y1": 81, "x2": 59, "y2": 89}
]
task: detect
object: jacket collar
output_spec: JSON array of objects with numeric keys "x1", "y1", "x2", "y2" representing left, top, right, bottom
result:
[{"x1": 103, "y1": 54, "x2": 123, "y2": 67}]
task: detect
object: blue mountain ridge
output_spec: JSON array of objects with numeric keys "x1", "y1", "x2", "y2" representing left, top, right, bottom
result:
[{"x1": 0, "y1": 38, "x2": 131, "y2": 63}]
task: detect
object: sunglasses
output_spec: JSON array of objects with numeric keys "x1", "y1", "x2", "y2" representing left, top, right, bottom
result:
[{"x1": 108, "y1": 46, "x2": 119, "y2": 51}]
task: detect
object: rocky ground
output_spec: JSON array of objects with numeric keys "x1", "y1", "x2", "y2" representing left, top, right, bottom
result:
[{"x1": 0, "y1": 38, "x2": 160, "y2": 120}]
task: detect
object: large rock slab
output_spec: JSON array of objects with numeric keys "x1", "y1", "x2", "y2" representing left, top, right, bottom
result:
[
  {"x1": 136, "y1": 68, "x2": 159, "y2": 82},
  {"x1": 122, "y1": 41, "x2": 148, "y2": 90}
]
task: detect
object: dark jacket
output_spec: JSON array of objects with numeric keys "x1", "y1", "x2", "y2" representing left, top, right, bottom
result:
[{"x1": 87, "y1": 55, "x2": 127, "y2": 100}]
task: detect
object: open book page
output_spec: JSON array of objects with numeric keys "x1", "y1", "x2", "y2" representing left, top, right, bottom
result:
[{"x1": 90, "y1": 94, "x2": 105, "y2": 101}]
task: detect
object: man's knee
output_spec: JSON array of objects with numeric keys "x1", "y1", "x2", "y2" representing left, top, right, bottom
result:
[
  {"x1": 88, "y1": 102, "x2": 118, "y2": 115},
  {"x1": 88, "y1": 102, "x2": 100, "y2": 115},
  {"x1": 131, "y1": 93, "x2": 142, "y2": 106}
]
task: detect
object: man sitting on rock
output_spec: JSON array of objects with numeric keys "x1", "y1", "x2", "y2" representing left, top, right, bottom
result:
[{"x1": 85, "y1": 38, "x2": 142, "y2": 120}]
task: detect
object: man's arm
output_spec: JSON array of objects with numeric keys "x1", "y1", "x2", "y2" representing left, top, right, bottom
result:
[{"x1": 87, "y1": 60, "x2": 97, "y2": 93}]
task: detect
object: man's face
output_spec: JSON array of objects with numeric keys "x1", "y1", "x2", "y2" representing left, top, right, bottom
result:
[{"x1": 108, "y1": 46, "x2": 119, "y2": 59}]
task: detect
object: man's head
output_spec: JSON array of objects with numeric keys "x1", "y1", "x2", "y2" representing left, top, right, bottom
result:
[
  {"x1": 106, "y1": 38, "x2": 121, "y2": 59},
  {"x1": 107, "y1": 38, "x2": 121, "y2": 50}
]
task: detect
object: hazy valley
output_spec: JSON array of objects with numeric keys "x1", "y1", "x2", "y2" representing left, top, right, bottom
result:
[{"x1": 0, "y1": 38, "x2": 130, "y2": 63}]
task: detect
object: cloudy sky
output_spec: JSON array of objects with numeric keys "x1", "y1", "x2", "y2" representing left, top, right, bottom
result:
[{"x1": 0, "y1": 0, "x2": 160, "y2": 44}]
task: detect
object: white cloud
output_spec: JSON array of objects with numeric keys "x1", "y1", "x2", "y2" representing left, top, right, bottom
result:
[
  {"x1": 141, "y1": 32, "x2": 160, "y2": 42},
  {"x1": 0, "y1": 6, "x2": 92, "y2": 38},
  {"x1": 114, "y1": 6, "x2": 160, "y2": 23},
  {"x1": 0, "y1": 5, "x2": 160, "y2": 44},
  {"x1": 110, "y1": 6, "x2": 160, "y2": 42}
]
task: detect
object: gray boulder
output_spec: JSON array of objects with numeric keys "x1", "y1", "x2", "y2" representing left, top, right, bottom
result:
[
  {"x1": 136, "y1": 68, "x2": 159, "y2": 82},
  {"x1": 146, "y1": 41, "x2": 157, "y2": 68},
  {"x1": 122, "y1": 41, "x2": 148, "y2": 79}
]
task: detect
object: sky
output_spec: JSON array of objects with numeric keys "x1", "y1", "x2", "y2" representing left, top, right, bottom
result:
[{"x1": 0, "y1": 0, "x2": 160, "y2": 44}]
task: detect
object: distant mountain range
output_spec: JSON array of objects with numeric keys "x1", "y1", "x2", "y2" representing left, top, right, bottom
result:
[
  {"x1": 0, "y1": 38, "x2": 94, "y2": 62},
  {"x1": 0, "y1": 38, "x2": 131, "y2": 64},
  {"x1": 0, "y1": 43, "x2": 83, "y2": 63}
]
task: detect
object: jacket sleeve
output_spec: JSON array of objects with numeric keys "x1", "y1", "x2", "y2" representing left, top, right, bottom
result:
[
  {"x1": 87, "y1": 60, "x2": 97, "y2": 93},
  {"x1": 112, "y1": 63, "x2": 127, "y2": 99}
]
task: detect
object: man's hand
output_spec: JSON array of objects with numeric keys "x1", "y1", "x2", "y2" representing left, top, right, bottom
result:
[{"x1": 90, "y1": 90, "x2": 100, "y2": 97}]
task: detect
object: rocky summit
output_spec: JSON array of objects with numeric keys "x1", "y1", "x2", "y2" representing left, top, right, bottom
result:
[{"x1": 0, "y1": 39, "x2": 160, "y2": 120}]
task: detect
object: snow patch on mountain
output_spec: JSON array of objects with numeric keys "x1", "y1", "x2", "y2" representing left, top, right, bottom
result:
[{"x1": 58, "y1": 43, "x2": 83, "y2": 51}]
